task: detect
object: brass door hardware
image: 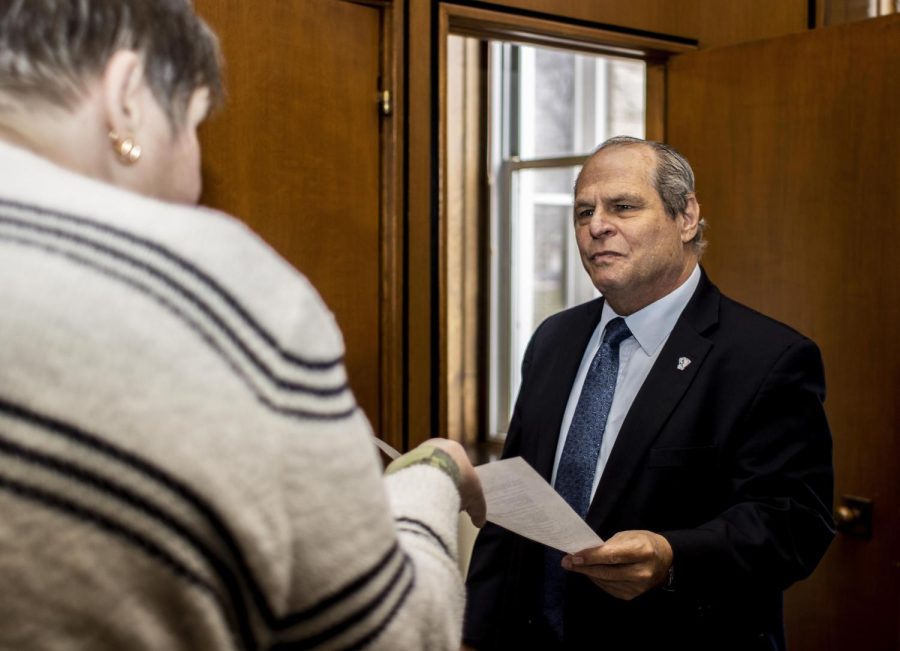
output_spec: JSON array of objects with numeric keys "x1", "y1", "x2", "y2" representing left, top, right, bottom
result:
[{"x1": 834, "y1": 495, "x2": 872, "y2": 539}]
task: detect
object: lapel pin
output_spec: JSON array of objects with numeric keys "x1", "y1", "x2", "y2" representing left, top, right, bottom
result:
[{"x1": 677, "y1": 356, "x2": 692, "y2": 371}]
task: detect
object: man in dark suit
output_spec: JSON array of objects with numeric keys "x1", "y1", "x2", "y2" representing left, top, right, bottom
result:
[{"x1": 463, "y1": 137, "x2": 834, "y2": 651}]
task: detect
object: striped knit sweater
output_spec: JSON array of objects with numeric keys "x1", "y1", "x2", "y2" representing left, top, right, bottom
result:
[{"x1": 0, "y1": 141, "x2": 464, "y2": 650}]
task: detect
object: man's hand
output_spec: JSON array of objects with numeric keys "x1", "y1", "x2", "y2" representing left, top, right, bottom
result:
[{"x1": 561, "y1": 530, "x2": 673, "y2": 600}]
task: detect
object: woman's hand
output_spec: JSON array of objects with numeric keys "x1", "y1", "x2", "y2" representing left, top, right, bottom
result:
[{"x1": 418, "y1": 439, "x2": 487, "y2": 528}]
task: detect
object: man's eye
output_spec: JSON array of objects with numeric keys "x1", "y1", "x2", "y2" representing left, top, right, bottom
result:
[
  {"x1": 615, "y1": 204, "x2": 635, "y2": 212},
  {"x1": 576, "y1": 208, "x2": 594, "y2": 219}
]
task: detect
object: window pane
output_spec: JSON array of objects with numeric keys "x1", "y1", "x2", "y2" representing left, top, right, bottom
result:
[
  {"x1": 607, "y1": 58, "x2": 646, "y2": 138},
  {"x1": 520, "y1": 46, "x2": 646, "y2": 159},
  {"x1": 488, "y1": 42, "x2": 647, "y2": 438},
  {"x1": 532, "y1": 49, "x2": 576, "y2": 157},
  {"x1": 532, "y1": 202, "x2": 567, "y2": 325},
  {"x1": 509, "y1": 166, "x2": 595, "y2": 407}
]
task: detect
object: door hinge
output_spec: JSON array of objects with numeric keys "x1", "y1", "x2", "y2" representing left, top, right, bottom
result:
[{"x1": 379, "y1": 89, "x2": 392, "y2": 117}]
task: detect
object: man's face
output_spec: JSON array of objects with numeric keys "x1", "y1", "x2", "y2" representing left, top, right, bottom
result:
[{"x1": 574, "y1": 144, "x2": 695, "y2": 315}]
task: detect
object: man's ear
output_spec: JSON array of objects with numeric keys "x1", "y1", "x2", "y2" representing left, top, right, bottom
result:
[
  {"x1": 680, "y1": 194, "x2": 701, "y2": 243},
  {"x1": 101, "y1": 50, "x2": 146, "y2": 137}
]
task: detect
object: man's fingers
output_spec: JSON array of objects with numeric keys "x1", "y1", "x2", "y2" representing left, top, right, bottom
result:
[
  {"x1": 563, "y1": 558, "x2": 651, "y2": 582},
  {"x1": 570, "y1": 530, "x2": 669, "y2": 566},
  {"x1": 562, "y1": 531, "x2": 673, "y2": 602},
  {"x1": 569, "y1": 544, "x2": 650, "y2": 567}
]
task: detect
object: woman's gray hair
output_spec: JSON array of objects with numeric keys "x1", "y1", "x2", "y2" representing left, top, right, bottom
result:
[
  {"x1": 0, "y1": 0, "x2": 223, "y2": 127},
  {"x1": 595, "y1": 135, "x2": 708, "y2": 256}
]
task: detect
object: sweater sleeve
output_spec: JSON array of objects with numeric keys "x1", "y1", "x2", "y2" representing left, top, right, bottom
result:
[
  {"x1": 384, "y1": 465, "x2": 465, "y2": 648},
  {"x1": 267, "y1": 427, "x2": 466, "y2": 651}
]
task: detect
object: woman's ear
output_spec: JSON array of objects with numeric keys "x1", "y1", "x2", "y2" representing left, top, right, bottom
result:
[{"x1": 101, "y1": 50, "x2": 146, "y2": 139}]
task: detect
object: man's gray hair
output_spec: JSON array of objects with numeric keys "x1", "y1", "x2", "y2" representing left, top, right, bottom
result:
[
  {"x1": 595, "y1": 135, "x2": 708, "y2": 256},
  {"x1": 0, "y1": 0, "x2": 223, "y2": 127}
]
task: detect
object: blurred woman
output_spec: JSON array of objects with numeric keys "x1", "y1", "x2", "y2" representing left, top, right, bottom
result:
[{"x1": 0, "y1": 1, "x2": 484, "y2": 649}]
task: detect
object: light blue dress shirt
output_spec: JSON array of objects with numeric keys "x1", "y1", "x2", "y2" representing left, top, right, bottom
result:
[{"x1": 549, "y1": 264, "x2": 702, "y2": 501}]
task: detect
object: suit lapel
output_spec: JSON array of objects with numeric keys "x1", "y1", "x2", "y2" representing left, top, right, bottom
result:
[
  {"x1": 585, "y1": 272, "x2": 720, "y2": 531},
  {"x1": 532, "y1": 298, "x2": 605, "y2": 481}
]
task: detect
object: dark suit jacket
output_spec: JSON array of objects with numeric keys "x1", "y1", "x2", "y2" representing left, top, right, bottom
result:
[{"x1": 464, "y1": 271, "x2": 834, "y2": 651}]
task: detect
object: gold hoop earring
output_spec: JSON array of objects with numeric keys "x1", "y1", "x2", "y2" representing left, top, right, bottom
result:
[{"x1": 108, "y1": 131, "x2": 142, "y2": 165}]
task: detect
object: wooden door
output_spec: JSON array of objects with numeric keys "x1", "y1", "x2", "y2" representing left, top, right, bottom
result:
[
  {"x1": 193, "y1": 0, "x2": 387, "y2": 434},
  {"x1": 668, "y1": 15, "x2": 900, "y2": 651}
]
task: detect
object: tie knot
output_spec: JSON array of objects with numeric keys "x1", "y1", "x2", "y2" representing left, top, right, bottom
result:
[{"x1": 603, "y1": 317, "x2": 631, "y2": 348}]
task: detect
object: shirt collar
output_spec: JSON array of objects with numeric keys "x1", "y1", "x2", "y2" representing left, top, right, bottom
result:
[{"x1": 599, "y1": 264, "x2": 701, "y2": 355}]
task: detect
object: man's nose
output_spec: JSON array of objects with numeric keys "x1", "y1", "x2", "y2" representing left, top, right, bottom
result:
[{"x1": 588, "y1": 211, "x2": 615, "y2": 238}]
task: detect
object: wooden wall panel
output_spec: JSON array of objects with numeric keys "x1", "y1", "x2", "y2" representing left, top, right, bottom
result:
[
  {"x1": 668, "y1": 15, "x2": 900, "y2": 651},
  {"x1": 446, "y1": 37, "x2": 485, "y2": 447},
  {"x1": 194, "y1": 1, "x2": 385, "y2": 433},
  {"x1": 446, "y1": 0, "x2": 809, "y2": 47},
  {"x1": 407, "y1": 0, "x2": 437, "y2": 447}
]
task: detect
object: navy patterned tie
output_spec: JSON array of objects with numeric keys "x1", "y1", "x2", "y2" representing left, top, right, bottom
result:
[{"x1": 542, "y1": 316, "x2": 632, "y2": 639}]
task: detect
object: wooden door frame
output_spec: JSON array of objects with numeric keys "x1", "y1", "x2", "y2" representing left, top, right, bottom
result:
[
  {"x1": 336, "y1": 0, "x2": 405, "y2": 452},
  {"x1": 376, "y1": 0, "x2": 405, "y2": 453},
  {"x1": 310, "y1": 0, "x2": 405, "y2": 453}
]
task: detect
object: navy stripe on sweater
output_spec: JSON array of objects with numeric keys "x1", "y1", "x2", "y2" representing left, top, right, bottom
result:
[
  {"x1": 0, "y1": 214, "x2": 349, "y2": 400},
  {"x1": 0, "y1": 197, "x2": 342, "y2": 369},
  {"x1": 270, "y1": 557, "x2": 415, "y2": 650},
  {"x1": 396, "y1": 516, "x2": 453, "y2": 559},
  {"x1": 0, "y1": 430, "x2": 258, "y2": 648},
  {"x1": 0, "y1": 231, "x2": 355, "y2": 419},
  {"x1": 0, "y1": 398, "x2": 416, "y2": 644},
  {"x1": 0, "y1": 473, "x2": 257, "y2": 651}
]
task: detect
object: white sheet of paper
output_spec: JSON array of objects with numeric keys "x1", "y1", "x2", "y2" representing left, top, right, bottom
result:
[
  {"x1": 372, "y1": 436, "x2": 401, "y2": 460},
  {"x1": 476, "y1": 456, "x2": 603, "y2": 554}
]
